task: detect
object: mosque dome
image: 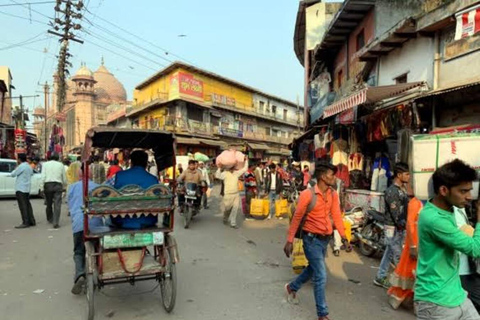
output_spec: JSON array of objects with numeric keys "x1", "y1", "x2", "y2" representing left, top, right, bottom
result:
[{"x1": 93, "y1": 60, "x2": 127, "y2": 103}]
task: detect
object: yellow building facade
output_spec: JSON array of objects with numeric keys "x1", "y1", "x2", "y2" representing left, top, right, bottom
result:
[{"x1": 126, "y1": 62, "x2": 303, "y2": 161}]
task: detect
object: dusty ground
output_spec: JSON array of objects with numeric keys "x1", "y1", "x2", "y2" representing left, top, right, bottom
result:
[{"x1": 0, "y1": 190, "x2": 414, "y2": 320}]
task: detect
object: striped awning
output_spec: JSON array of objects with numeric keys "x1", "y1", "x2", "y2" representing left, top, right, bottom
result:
[{"x1": 323, "y1": 82, "x2": 427, "y2": 118}]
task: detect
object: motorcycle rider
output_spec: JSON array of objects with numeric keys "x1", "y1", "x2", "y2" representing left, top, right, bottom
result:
[
  {"x1": 373, "y1": 162, "x2": 410, "y2": 288},
  {"x1": 177, "y1": 160, "x2": 203, "y2": 212}
]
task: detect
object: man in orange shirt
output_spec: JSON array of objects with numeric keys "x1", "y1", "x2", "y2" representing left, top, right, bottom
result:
[{"x1": 283, "y1": 162, "x2": 348, "y2": 320}]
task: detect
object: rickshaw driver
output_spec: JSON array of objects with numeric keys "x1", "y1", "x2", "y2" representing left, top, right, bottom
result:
[
  {"x1": 177, "y1": 160, "x2": 203, "y2": 210},
  {"x1": 111, "y1": 150, "x2": 159, "y2": 229}
]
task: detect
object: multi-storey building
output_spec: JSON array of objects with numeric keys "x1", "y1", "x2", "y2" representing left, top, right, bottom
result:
[{"x1": 124, "y1": 62, "x2": 304, "y2": 161}]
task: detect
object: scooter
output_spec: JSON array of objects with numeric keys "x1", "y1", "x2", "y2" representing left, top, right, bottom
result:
[{"x1": 355, "y1": 209, "x2": 386, "y2": 257}]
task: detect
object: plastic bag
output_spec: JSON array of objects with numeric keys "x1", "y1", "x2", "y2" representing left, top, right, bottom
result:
[
  {"x1": 275, "y1": 199, "x2": 289, "y2": 217},
  {"x1": 250, "y1": 199, "x2": 265, "y2": 218},
  {"x1": 292, "y1": 239, "x2": 308, "y2": 274},
  {"x1": 194, "y1": 152, "x2": 209, "y2": 162}
]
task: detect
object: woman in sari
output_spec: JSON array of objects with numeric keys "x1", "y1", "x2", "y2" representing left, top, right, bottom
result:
[{"x1": 387, "y1": 196, "x2": 423, "y2": 309}]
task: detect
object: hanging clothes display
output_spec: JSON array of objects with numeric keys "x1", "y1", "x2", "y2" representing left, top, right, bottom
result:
[
  {"x1": 330, "y1": 139, "x2": 348, "y2": 166},
  {"x1": 336, "y1": 164, "x2": 350, "y2": 188},
  {"x1": 370, "y1": 156, "x2": 392, "y2": 192},
  {"x1": 348, "y1": 153, "x2": 364, "y2": 171}
]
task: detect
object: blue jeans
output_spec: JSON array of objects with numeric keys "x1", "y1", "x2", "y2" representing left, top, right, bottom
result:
[
  {"x1": 269, "y1": 191, "x2": 278, "y2": 218},
  {"x1": 376, "y1": 228, "x2": 405, "y2": 279},
  {"x1": 289, "y1": 235, "x2": 329, "y2": 317}
]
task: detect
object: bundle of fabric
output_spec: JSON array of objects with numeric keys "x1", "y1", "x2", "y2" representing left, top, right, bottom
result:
[{"x1": 215, "y1": 149, "x2": 245, "y2": 170}]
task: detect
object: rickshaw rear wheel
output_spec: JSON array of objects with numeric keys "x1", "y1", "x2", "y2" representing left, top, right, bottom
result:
[
  {"x1": 160, "y1": 246, "x2": 177, "y2": 313},
  {"x1": 86, "y1": 273, "x2": 95, "y2": 320}
]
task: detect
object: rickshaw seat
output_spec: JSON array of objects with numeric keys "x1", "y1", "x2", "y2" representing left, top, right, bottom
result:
[{"x1": 87, "y1": 184, "x2": 173, "y2": 215}]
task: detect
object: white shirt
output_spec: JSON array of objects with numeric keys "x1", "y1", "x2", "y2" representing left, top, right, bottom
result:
[
  {"x1": 199, "y1": 168, "x2": 210, "y2": 185},
  {"x1": 270, "y1": 173, "x2": 276, "y2": 191},
  {"x1": 215, "y1": 160, "x2": 248, "y2": 195},
  {"x1": 41, "y1": 160, "x2": 67, "y2": 185}
]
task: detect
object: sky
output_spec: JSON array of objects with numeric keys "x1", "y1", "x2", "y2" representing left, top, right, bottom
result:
[{"x1": 0, "y1": 0, "x2": 307, "y2": 118}]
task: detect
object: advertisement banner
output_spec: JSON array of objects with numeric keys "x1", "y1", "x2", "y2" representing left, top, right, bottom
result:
[
  {"x1": 212, "y1": 93, "x2": 236, "y2": 107},
  {"x1": 14, "y1": 128, "x2": 27, "y2": 155},
  {"x1": 336, "y1": 107, "x2": 357, "y2": 124},
  {"x1": 455, "y1": 5, "x2": 480, "y2": 40},
  {"x1": 179, "y1": 72, "x2": 203, "y2": 99}
]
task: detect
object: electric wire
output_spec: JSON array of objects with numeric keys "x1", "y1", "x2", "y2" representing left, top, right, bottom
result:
[
  {"x1": 9, "y1": 0, "x2": 54, "y2": 20},
  {"x1": 83, "y1": 39, "x2": 158, "y2": 72},
  {"x1": 0, "y1": 1, "x2": 55, "y2": 7},
  {"x1": 84, "y1": 7, "x2": 196, "y2": 65},
  {"x1": 0, "y1": 8, "x2": 49, "y2": 24},
  {"x1": 0, "y1": 34, "x2": 49, "y2": 50}
]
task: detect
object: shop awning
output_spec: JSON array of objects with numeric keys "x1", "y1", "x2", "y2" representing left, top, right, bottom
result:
[
  {"x1": 266, "y1": 148, "x2": 291, "y2": 156},
  {"x1": 323, "y1": 82, "x2": 427, "y2": 118},
  {"x1": 247, "y1": 142, "x2": 271, "y2": 151},
  {"x1": 176, "y1": 137, "x2": 200, "y2": 145},
  {"x1": 199, "y1": 139, "x2": 228, "y2": 149},
  {"x1": 417, "y1": 80, "x2": 480, "y2": 99}
]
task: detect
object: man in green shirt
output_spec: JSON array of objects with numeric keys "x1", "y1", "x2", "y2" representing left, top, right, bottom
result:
[{"x1": 415, "y1": 159, "x2": 480, "y2": 320}]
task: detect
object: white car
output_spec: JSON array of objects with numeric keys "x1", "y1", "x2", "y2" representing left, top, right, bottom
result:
[{"x1": 0, "y1": 158, "x2": 43, "y2": 197}]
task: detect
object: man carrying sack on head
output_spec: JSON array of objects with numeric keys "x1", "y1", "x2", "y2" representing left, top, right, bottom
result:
[{"x1": 283, "y1": 162, "x2": 348, "y2": 320}]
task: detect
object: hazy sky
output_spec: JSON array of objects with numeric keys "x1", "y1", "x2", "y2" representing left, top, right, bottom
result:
[{"x1": 0, "y1": 0, "x2": 307, "y2": 117}]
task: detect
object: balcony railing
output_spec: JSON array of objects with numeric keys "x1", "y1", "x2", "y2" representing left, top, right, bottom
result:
[
  {"x1": 127, "y1": 92, "x2": 169, "y2": 115},
  {"x1": 207, "y1": 94, "x2": 304, "y2": 127}
]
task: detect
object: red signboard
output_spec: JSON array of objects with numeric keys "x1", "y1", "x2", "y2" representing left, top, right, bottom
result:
[
  {"x1": 456, "y1": 6, "x2": 480, "y2": 39},
  {"x1": 179, "y1": 72, "x2": 203, "y2": 98},
  {"x1": 14, "y1": 128, "x2": 27, "y2": 155},
  {"x1": 55, "y1": 112, "x2": 66, "y2": 122},
  {"x1": 336, "y1": 107, "x2": 357, "y2": 124}
]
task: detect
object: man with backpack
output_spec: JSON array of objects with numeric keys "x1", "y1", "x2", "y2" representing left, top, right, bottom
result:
[{"x1": 283, "y1": 162, "x2": 348, "y2": 320}]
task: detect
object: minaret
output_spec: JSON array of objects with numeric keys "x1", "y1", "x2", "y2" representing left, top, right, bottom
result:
[{"x1": 71, "y1": 62, "x2": 96, "y2": 102}]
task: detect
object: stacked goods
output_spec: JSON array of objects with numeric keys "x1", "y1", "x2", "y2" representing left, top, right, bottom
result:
[
  {"x1": 194, "y1": 152, "x2": 209, "y2": 162},
  {"x1": 215, "y1": 149, "x2": 245, "y2": 170}
]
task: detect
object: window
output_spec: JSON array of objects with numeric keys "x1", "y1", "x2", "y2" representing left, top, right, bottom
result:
[
  {"x1": 272, "y1": 129, "x2": 279, "y2": 137},
  {"x1": 265, "y1": 127, "x2": 270, "y2": 136},
  {"x1": 272, "y1": 105, "x2": 277, "y2": 115},
  {"x1": 0, "y1": 161, "x2": 14, "y2": 173},
  {"x1": 259, "y1": 101, "x2": 264, "y2": 113},
  {"x1": 395, "y1": 73, "x2": 408, "y2": 84},
  {"x1": 356, "y1": 29, "x2": 365, "y2": 51},
  {"x1": 283, "y1": 109, "x2": 288, "y2": 121}
]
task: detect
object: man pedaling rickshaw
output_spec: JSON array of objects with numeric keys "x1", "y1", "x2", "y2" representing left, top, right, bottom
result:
[{"x1": 177, "y1": 159, "x2": 203, "y2": 213}]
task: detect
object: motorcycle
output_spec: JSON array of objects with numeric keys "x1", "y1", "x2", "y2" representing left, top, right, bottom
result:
[
  {"x1": 282, "y1": 180, "x2": 301, "y2": 203},
  {"x1": 183, "y1": 182, "x2": 201, "y2": 229},
  {"x1": 355, "y1": 209, "x2": 386, "y2": 257}
]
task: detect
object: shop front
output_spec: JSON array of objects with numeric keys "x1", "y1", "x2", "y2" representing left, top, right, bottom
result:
[{"x1": 292, "y1": 82, "x2": 432, "y2": 212}]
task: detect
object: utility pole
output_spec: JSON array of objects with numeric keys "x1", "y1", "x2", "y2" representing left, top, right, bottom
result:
[
  {"x1": 43, "y1": 82, "x2": 49, "y2": 155},
  {"x1": 48, "y1": 0, "x2": 84, "y2": 113}
]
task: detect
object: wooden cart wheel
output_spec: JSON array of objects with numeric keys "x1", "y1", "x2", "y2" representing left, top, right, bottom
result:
[
  {"x1": 160, "y1": 246, "x2": 177, "y2": 313},
  {"x1": 86, "y1": 273, "x2": 95, "y2": 320}
]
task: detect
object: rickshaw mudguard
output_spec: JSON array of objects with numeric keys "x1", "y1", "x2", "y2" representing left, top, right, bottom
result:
[
  {"x1": 165, "y1": 234, "x2": 180, "y2": 264},
  {"x1": 85, "y1": 241, "x2": 96, "y2": 275}
]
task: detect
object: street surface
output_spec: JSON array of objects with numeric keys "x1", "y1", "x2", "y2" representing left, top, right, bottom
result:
[{"x1": 0, "y1": 190, "x2": 415, "y2": 320}]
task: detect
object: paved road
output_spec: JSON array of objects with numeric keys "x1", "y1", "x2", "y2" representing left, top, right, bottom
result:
[{"x1": 0, "y1": 191, "x2": 415, "y2": 320}]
